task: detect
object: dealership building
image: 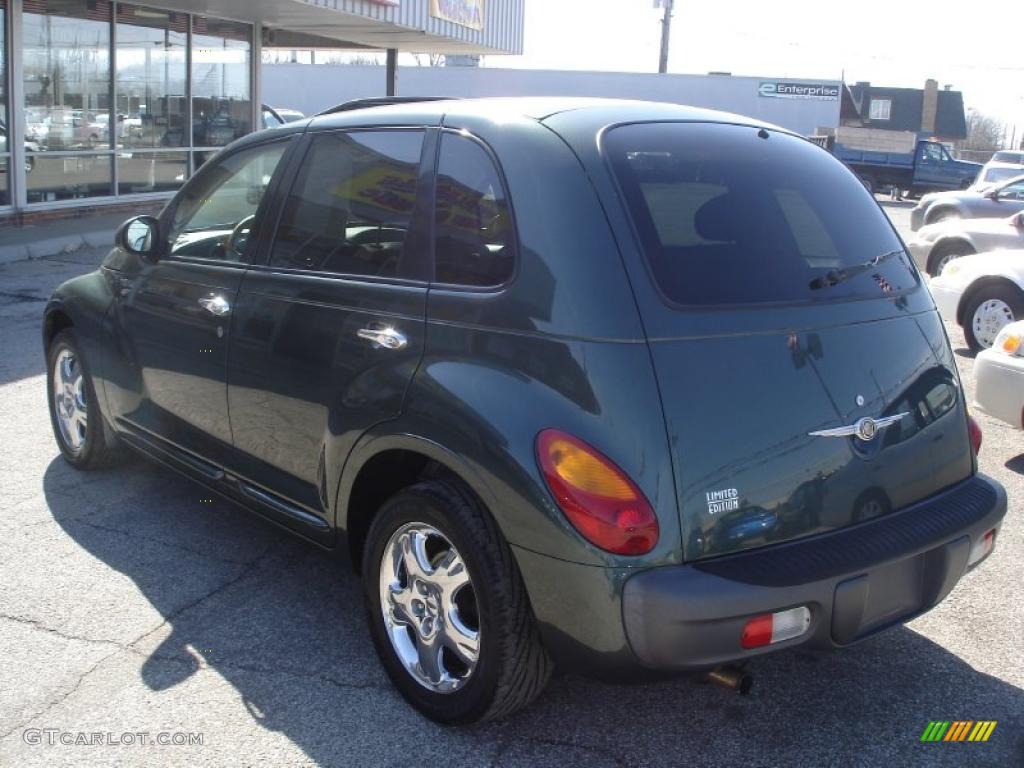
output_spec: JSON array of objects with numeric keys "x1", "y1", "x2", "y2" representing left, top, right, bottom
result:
[
  {"x1": 264, "y1": 65, "x2": 845, "y2": 139},
  {"x1": 0, "y1": 0, "x2": 522, "y2": 224}
]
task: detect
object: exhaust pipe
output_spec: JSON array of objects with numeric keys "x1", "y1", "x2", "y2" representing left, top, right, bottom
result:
[{"x1": 705, "y1": 665, "x2": 753, "y2": 695}]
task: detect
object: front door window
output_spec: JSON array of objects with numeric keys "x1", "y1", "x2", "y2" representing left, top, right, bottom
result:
[{"x1": 166, "y1": 141, "x2": 287, "y2": 261}]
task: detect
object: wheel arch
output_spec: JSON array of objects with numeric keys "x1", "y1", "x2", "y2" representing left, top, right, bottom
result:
[
  {"x1": 925, "y1": 204, "x2": 965, "y2": 225},
  {"x1": 42, "y1": 304, "x2": 75, "y2": 351},
  {"x1": 337, "y1": 432, "x2": 503, "y2": 572},
  {"x1": 927, "y1": 237, "x2": 976, "y2": 275},
  {"x1": 957, "y1": 276, "x2": 1024, "y2": 326}
]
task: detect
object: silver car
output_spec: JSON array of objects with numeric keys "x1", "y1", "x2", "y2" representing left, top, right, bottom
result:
[
  {"x1": 907, "y1": 211, "x2": 1024, "y2": 276},
  {"x1": 911, "y1": 174, "x2": 1024, "y2": 231}
]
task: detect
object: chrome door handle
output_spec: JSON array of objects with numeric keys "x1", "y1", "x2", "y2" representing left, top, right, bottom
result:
[
  {"x1": 198, "y1": 294, "x2": 231, "y2": 316},
  {"x1": 356, "y1": 325, "x2": 407, "y2": 350}
]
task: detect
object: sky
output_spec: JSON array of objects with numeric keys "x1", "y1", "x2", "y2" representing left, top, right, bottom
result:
[{"x1": 488, "y1": 0, "x2": 1024, "y2": 140}]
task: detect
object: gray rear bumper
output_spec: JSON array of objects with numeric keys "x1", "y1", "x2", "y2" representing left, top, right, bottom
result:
[{"x1": 622, "y1": 474, "x2": 1005, "y2": 670}]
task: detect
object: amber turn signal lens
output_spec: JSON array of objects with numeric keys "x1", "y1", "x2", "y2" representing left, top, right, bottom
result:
[
  {"x1": 1001, "y1": 334, "x2": 1022, "y2": 355},
  {"x1": 536, "y1": 429, "x2": 659, "y2": 555},
  {"x1": 542, "y1": 437, "x2": 636, "y2": 500}
]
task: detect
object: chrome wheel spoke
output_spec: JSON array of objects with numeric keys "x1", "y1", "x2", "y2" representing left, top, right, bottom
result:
[
  {"x1": 60, "y1": 355, "x2": 75, "y2": 387},
  {"x1": 400, "y1": 530, "x2": 433, "y2": 582},
  {"x1": 388, "y1": 584, "x2": 417, "y2": 628},
  {"x1": 415, "y1": 635, "x2": 446, "y2": 685},
  {"x1": 443, "y1": 616, "x2": 480, "y2": 667},
  {"x1": 436, "y1": 549, "x2": 470, "y2": 595}
]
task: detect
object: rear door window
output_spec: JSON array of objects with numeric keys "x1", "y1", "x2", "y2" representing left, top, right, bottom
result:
[
  {"x1": 433, "y1": 132, "x2": 514, "y2": 287},
  {"x1": 605, "y1": 122, "x2": 915, "y2": 306}
]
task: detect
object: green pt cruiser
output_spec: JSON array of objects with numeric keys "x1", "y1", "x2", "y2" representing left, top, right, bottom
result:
[{"x1": 43, "y1": 97, "x2": 1006, "y2": 723}]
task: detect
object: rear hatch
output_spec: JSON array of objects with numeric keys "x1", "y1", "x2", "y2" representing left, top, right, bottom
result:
[{"x1": 603, "y1": 122, "x2": 975, "y2": 561}]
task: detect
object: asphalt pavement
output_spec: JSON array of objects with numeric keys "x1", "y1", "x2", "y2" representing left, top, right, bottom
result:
[{"x1": 0, "y1": 201, "x2": 1020, "y2": 767}]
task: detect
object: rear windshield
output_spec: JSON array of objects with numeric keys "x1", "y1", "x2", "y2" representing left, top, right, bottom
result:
[
  {"x1": 605, "y1": 122, "x2": 915, "y2": 306},
  {"x1": 992, "y1": 151, "x2": 1024, "y2": 164}
]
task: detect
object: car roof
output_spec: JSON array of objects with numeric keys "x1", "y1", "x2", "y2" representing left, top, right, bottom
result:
[
  {"x1": 231, "y1": 97, "x2": 794, "y2": 156},
  {"x1": 305, "y1": 96, "x2": 789, "y2": 134}
]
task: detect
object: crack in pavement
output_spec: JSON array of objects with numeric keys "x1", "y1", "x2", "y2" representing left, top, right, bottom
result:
[
  {"x1": 0, "y1": 612, "x2": 124, "y2": 649},
  {"x1": 126, "y1": 538, "x2": 288, "y2": 654},
  {"x1": 0, "y1": 646, "x2": 124, "y2": 741}
]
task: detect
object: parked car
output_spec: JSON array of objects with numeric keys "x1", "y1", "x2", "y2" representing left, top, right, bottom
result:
[
  {"x1": 907, "y1": 211, "x2": 1024, "y2": 276},
  {"x1": 973, "y1": 153, "x2": 1024, "y2": 191},
  {"x1": 261, "y1": 105, "x2": 307, "y2": 130},
  {"x1": 0, "y1": 118, "x2": 40, "y2": 172},
  {"x1": 928, "y1": 250, "x2": 1024, "y2": 350},
  {"x1": 911, "y1": 174, "x2": 1024, "y2": 231},
  {"x1": 974, "y1": 319, "x2": 1024, "y2": 429},
  {"x1": 43, "y1": 98, "x2": 1005, "y2": 724}
]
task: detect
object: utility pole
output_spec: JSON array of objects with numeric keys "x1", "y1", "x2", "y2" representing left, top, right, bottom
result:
[{"x1": 657, "y1": 0, "x2": 674, "y2": 74}]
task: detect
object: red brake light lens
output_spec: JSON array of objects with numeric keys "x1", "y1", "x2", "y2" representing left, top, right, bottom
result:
[
  {"x1": 968, "y1": 414, "x2": 982, "y2": 456},
  {"x1": 741, "y1": 615, "x2": 774, "y2": 649},
  {"x1": 536, "y1": 429, "x2": 659, "y2": 555}
]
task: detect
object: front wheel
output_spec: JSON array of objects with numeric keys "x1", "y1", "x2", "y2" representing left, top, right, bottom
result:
[
  {"x1": 47, "y1": 330, "x2": 127, "y2": 469},
  {"x1": 363, "y1": 479, "x2": 551, "y2": 723},
  {"x1": 963, "y1": 285, "x2": 1024, "y2": 352}
]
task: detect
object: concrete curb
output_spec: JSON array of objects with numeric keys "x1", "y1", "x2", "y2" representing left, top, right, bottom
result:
[{"x1": 0, "y1": 228, "x2": 116, "y2": 266}]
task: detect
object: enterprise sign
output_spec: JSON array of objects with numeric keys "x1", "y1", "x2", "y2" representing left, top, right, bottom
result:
[{"x1": 759, "y1": 82, "x2": 839, "y2": 101}]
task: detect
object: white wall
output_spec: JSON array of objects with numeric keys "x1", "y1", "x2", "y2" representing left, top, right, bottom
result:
[{"x1": 261, "y1": 65, "x2": 843, "y2": 136}]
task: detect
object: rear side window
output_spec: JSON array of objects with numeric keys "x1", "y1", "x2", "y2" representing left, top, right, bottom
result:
[
  {"x1": 269, "y1": 130, "x2": 424, "y2": 279},
  {"x1": 434, "y1": 133, "x2": 514, "y2": 286},
  {"x1": 605, "y1": 122, "x2": 914, "y2": 306},
  {"x1": 985, "y1": 167, "x2": 1024, "y2": 184}
]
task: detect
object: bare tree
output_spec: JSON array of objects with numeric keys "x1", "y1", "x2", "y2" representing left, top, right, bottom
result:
[
  {"x1": 961, "y1": 109, "x2": 1005, "y2": 151},
  {"x1": 411, "y1": 53, "x2": 446, "y2": 67}
]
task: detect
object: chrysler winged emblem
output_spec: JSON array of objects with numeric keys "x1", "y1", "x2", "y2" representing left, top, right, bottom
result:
[{"x1": 809, "y1": 413, "x2": 909, "y2": 442}]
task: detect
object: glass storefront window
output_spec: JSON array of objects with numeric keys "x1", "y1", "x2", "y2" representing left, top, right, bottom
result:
[
  {"x1": 117, "y1": 150, "x2": 186, "y2": 195},
  {"x1": 192, "y1": 17, "x2": 251, "y2": 148},
  {"x1": 26, "y1": 153, "x2": 112, "y2": 201},
  {"x1": 7, "y1": 5, "x2": 254, "y2": 207},
  {"x1": 116, "y1": 5, "x2": 188, "y2": 150},
  {"x1": 23, "y1": 0, "x2": 112, "y2": 153}
]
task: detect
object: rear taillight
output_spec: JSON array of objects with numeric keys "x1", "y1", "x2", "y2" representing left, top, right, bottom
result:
[
  {"x1": 741, "y1": 607, "x2": 812, "y2": 649},
  {"x1": 536, "y1": 429, "x2": 658, "y2": 555},
  {"x1": 968, "y1": 414, "x2": 983, "y2": 456}
]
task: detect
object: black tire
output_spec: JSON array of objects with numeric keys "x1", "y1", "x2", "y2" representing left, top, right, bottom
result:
[
  {"x1": 962, "y1": 284, "x2": 1024, "y2": 353},
  {"x1": 363, "y1": 479, "x2": 551, "y2": 723},
  {"x1": 46, "y1": 329, "x2": 128, "y2": 470},
  {"x1": 861, "y1": 176, "x2": 876, "y2": 195},
  {"x1": 927, "y1": 241, "x2": 974, "y2": 277}
]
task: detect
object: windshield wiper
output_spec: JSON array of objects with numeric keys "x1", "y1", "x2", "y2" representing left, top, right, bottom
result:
[{"x1": 809, "y1": 249, "x2": 904, "y2": 290}]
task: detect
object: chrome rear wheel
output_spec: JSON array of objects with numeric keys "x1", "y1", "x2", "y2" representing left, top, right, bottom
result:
[{"x1": 378, "y1": 522, "x2": 480, "y2": 694}]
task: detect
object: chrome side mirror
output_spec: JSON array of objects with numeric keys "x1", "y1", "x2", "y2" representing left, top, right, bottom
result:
[{"x1": 115, "y1": 215, "x2": 160, "y2": 260}]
